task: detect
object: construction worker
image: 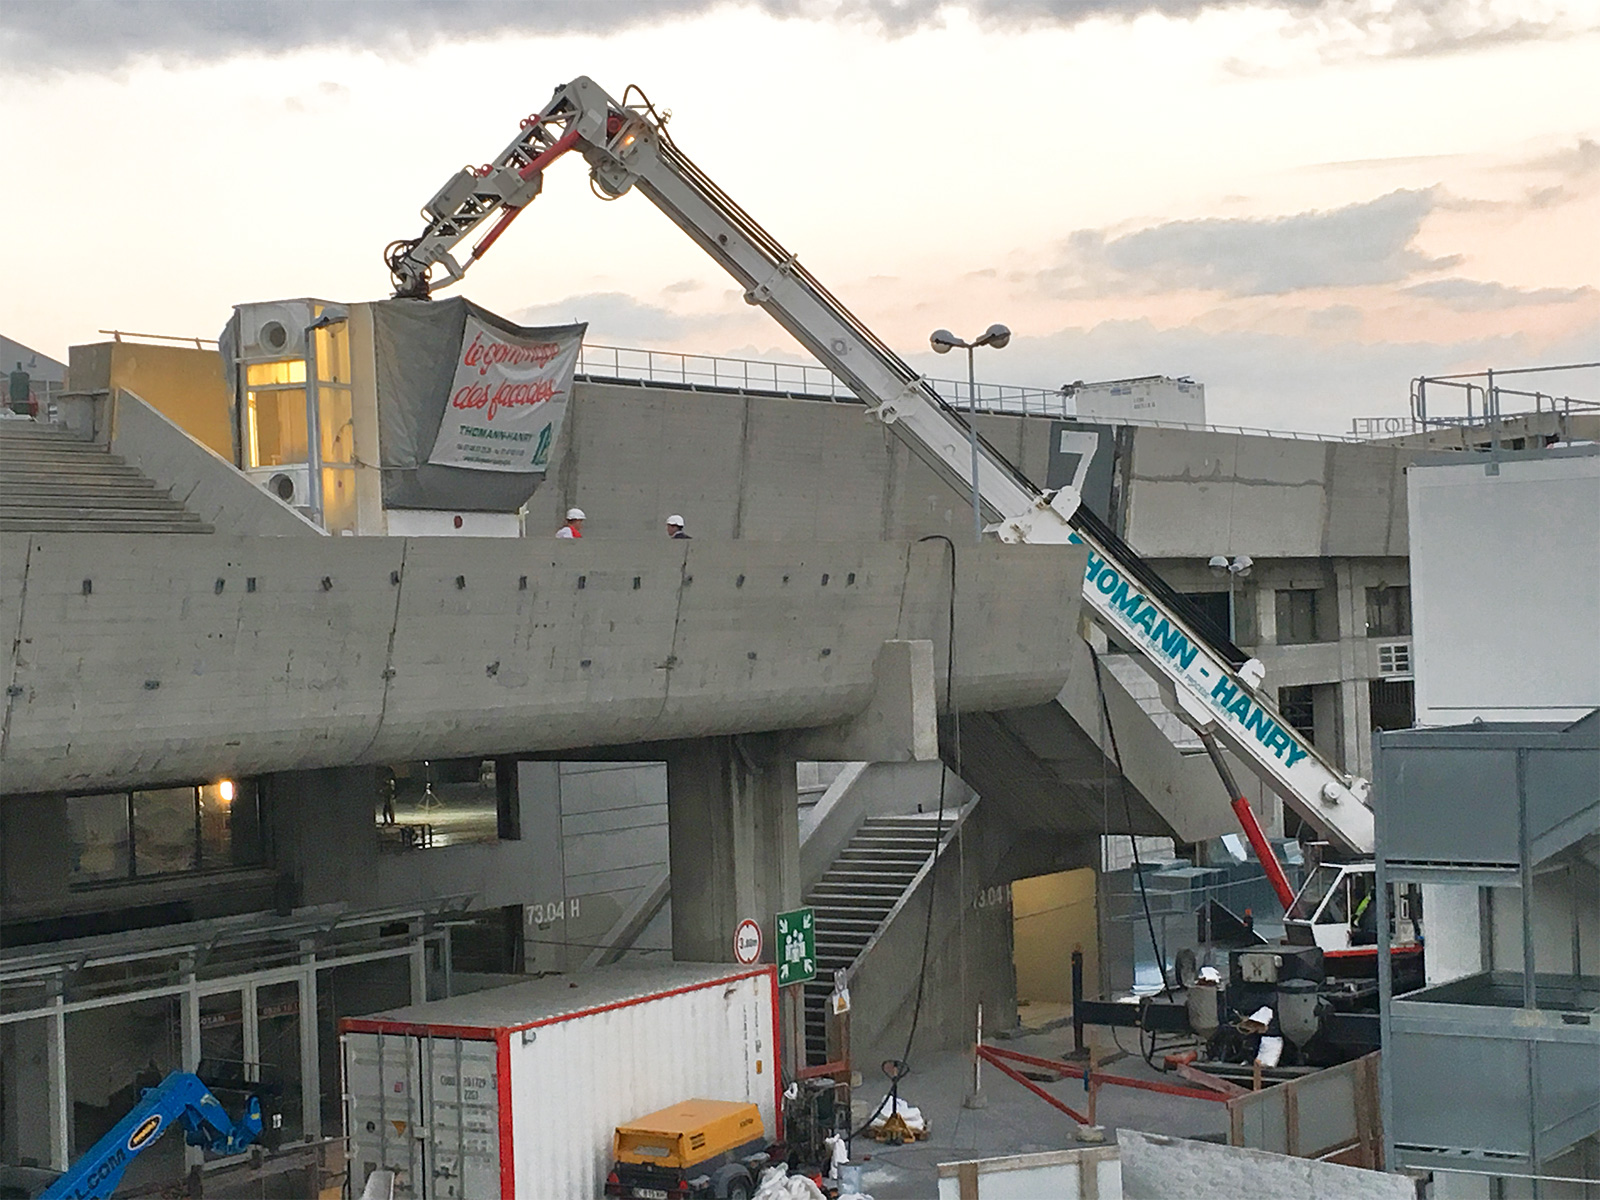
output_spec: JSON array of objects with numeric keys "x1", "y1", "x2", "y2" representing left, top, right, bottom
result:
[
  {"x1": 666, "y1": 514, "x2": 690, "y2": 539},
  {"x1": 1352, "y1": 877, "x2": 1377, "y2": 943},
  {"x1": 557, "y1": 507, "x2": 585, "y2": 538}
]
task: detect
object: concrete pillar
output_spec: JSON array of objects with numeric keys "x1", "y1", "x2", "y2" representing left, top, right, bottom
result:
[
  {"x1": 1, "y1": 1016, "x2": 63, "y2": 1168},
  {"x1": 666, "y1": 734, "x2": 802, "y2": 1073},
  {"x1": 666, "y1": 735, "x2": 800, "y2": 961}
]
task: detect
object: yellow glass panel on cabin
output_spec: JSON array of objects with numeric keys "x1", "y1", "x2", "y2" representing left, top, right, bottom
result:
[
  {"x1": 315, "y1": 324, "x2": 352, "y2": 384},
  {"x1": 246, "y1": 360, "x2": 307, "y2": 386},
  {"x1": 246, "y1": 388, "x2": 308, "y2": 466}
]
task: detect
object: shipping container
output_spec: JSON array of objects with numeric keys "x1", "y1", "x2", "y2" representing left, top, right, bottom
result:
[{"x1": 341, "y1": 962, "x2": 779, "y2": 1200}]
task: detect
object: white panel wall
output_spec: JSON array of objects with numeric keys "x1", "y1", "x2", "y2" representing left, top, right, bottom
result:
[
  {"x1": 1408, "y1": 449, "x2": 1600, "y2": 724},
  {"x1": 506, "y1": 971, "x2": 776, "y2": 1200}
]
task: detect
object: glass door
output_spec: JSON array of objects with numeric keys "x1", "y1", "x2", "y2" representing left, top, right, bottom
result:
[{"x1": 256, "y1": 981, "x2": 304, "y2": 1143}]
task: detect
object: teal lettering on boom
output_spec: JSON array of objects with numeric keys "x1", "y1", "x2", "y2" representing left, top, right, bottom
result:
[
  {"x1": 1083, "y1": 553, "x2": 1199, "y2": 672},
  {"x1": 1078, "y1": 533, "x2": 1311, "y2": 771},
  {"x1": 1210, "y1": 676, "x2": 1311, "y2": 768}
]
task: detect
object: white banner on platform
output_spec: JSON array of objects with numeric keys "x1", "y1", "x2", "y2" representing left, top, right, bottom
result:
[{"x1": 427, "y1": 316, "x2": 581, "y2": 472}]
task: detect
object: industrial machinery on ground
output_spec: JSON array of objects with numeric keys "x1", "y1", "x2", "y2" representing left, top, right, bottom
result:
[
  {"x1": 37, "y1": 1072, "x2": 262, "y2": 1200},
  {"x1": 385, "y1": 76, "x2": 1416, "y2": 1061},
  {"x1": 605, "y1": 1087, "x2": 850, "y2": 1200},
  {"x1": 606, "y1": 1099, "x2": 768, "y2": 1200}
]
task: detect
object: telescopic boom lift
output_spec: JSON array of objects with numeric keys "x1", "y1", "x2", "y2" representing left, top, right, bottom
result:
[
  {"x1": 39, "y1": 1072, "x2": 262, "y2": 1200},
  {"x1": 384, "y1": 78, "x2": 1377, "y2": 904}
]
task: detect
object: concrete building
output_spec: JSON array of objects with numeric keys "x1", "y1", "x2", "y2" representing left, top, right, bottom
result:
[
  {"x1": 0, "y1": 373, "x2": 1090, "y2": 1182},
  {"x1": 7, "y1": 311, "x2": 1537, "y2": 1192}
]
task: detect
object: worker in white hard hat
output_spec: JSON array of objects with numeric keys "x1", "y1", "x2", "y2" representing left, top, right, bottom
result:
[
  {"x1": 557, "y1": 507, "x2": 585, "y2": 539},
  {"x1": 665, "y1": 514, "x2": 690, "y2": 539}
]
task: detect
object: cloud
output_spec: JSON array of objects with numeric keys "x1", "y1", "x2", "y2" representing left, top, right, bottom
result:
[
  {"x1": 1404, "y1": 278, "x2": 1596, "y2": 312},
  {"x1": 1052, "y1": 189, "x2": 1458, "y2": 297},
  {"x1": 1508, "y1": 138, "x2": 1600, "y2": 209},
  {"x1": 512, "y1": 292, "x2": 717, "y2": 342},
  {"x1": 3, "y1": 0, "x2": 1583, "y2": 72},
  {"x1": 1522, "y1": 138, "x2": 1600, "y2": 180}
]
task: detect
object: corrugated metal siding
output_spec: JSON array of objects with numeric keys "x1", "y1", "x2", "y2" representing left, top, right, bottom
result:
[
  {"x1": 507, "y1": 971, "x2": 776, "y2": 1199},
  {"x1": 346, "y1": 1033, "x2": 425, "y2": 1198},
  {"x1": 345, "y1": 1032, "x2": 501, "y2": 1200}
]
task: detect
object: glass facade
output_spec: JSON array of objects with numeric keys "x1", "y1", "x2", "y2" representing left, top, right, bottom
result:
[{"x1": 66, "y1": 782, "x2": 263, "y2": 885}]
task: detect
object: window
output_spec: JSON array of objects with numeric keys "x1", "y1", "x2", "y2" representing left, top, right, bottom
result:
[
  {"x1": 1277, "y1": 685, "x2": 1316, "y2": 739},
  {"x1": 1365, "y1": 586, "x2": 1411, "y2": 637},
  {"x1": 376, "y1": 758, "x2": 515, "y2": 849},
  {"x1": 66, "y1": 793, "x2": 131, "y2": 883},
  {"x1": 66, "y1": 781, "x2": 263, "y2": 885},
  {"x1": 245, "y1": 386, "x2": 308, "y2": 467},
  {"x1": 1275, "y1": 589, "x2": 1323, "y2": 645},
  {"x1": 1370, "y1": 679, "x2": 1415, "y2": 731},
  {"x1": 1376, "y1": 642, "x2": 1412, "y2": 676},
  {"x1": 1177, "y1": 591, "x2": 1233, "y2": 647},
  {"x1": 1288, "y1": 863, "x2": 1340, "y2": 921}
]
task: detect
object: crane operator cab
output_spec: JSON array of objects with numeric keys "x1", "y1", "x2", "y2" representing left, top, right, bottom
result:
[{"x1": 1284, "y1": 862, "x2": 1423, "y2": 978}]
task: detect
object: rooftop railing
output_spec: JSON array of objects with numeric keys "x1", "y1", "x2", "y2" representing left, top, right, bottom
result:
[{"x1": 573, "y1": 343, "x2": 1366, "y2": 443}]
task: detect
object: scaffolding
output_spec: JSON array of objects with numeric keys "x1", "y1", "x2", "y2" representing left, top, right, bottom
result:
[{"x1": 1375, "y1": 714, "x2": 1600, "y2": 1184}]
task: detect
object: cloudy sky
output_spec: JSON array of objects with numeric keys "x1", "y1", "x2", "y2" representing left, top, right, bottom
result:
[{"x1": 3, "y1": 0, "x2": 1597, "y2": 431}]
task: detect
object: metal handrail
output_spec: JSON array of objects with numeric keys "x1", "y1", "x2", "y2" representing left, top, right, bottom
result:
[{"x1": 573, "y1": 343, "x2": 1366, "y2": 442}]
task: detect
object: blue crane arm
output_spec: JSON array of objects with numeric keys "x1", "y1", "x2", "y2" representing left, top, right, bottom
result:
[{"x1": 39, "y1": 1072, "x2": 262, "y2": 1200}]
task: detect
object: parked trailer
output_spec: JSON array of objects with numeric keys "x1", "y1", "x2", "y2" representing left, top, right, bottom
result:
[{"x1": 341, "y1": 963, "x2": 779, "y2": 1200}]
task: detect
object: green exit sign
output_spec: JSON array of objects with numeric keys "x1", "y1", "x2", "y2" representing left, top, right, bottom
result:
[{"x1": 775, "y1": 907, "x2": 816, "y2": 986}]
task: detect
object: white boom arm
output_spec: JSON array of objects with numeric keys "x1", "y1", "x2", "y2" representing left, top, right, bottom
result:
[{"x1": 387, "y1": 77, "x2": 1375, "y2": 856}]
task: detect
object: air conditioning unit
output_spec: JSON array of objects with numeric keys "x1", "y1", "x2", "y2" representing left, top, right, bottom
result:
[
  {"x1": 237, "y1": 301, "x2": 313, "y2": 359},
  {"x1": 245, "y1": 464, "x2": 311, "y2": 509},
  {"x1": 1376, "y1": 641, "x2": 1413, "y2": 678}
]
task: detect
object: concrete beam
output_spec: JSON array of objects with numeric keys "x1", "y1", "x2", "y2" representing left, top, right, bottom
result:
[
  {"x1": 0, "y1": 535, "x2": 1084, "y2": 795},
  {"x1": 785, "y1": 638, "x2": 939, "y2": 762}
]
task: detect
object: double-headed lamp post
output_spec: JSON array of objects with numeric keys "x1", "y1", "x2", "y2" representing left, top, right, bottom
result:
[
  {"x1": 1208, "y1": 554, "x2": 1253, "y2": 643},
  {"x1": 930, "y1": 323, "x2": 1011, "y2": 543}
]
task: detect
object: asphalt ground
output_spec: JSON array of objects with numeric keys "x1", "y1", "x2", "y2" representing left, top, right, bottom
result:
[{"x1": 845, "y1": 1024, "x2": 1229, "y2": 1199}]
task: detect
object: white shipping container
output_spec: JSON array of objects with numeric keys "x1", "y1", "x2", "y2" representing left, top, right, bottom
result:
[{"x1": 342, "y1": 962, "x2": 779, "y2": 1200}]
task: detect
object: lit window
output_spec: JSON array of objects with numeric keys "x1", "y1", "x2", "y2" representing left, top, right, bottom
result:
[{"x1": 245, "y1": 360, "x2": 308, "y2": 386}]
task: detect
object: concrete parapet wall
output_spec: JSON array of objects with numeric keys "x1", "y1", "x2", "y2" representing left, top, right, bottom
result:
[
  {"x1": 528, "y1": 382, "x2": 1410, "y2": 560},
  {"x1": 1123, "y1": 428, "x2": 1409, "y2": 559},
  {"x1": 0, "y1": 535, "x2": 1084, "y2": 795},
  {"x1": 108, "y1": 389, "x2": 322, "y2": 537}
]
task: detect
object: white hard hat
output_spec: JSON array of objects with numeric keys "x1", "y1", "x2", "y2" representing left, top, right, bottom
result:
[
  {"x1": 566, "y1": 507, "x2": 586, "y2": 521},
  {"x1": 667, "y1": 514, "x2": 685, "y2": 527}
]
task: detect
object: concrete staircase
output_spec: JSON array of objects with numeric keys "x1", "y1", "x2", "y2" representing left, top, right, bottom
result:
[
  {"x1": 802, "y1": 811, "x2": 950, "y2": 1062},
  {"x1": 1100, "y1": 653, "x2": 1202, "y2": 752},
  {"x1": 0, "y1": 420, "x2": 211, "y2": 534}
]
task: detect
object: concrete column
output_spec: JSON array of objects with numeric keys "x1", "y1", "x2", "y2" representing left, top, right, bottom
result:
[
  {"x1": 666, "y1": 735, "x2": 800, "y2": 961},
  {"x1": 1333, "y1": 560, "x2": 1373, "y2": 776},
  {"x1": 666, "y1": 735, "x2": 802, "y2": 1073}
]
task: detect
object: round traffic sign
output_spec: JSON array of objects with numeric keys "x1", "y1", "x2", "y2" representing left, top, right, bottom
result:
[{"x1": 733, "y1": 918, "x2": 762, "y2": 965}]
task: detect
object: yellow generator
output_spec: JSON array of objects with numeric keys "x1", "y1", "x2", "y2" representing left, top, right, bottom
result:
[{"x1": 605, "y1": 1099, "x2": 769, "y2": 1200}]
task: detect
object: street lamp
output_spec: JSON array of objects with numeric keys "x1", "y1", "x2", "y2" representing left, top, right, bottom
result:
[
  {"x1": 930, "y1": 323, "x2": 1011, "y2": 543},
  {"x1": 1208, "y1": 554, "x2": 1253, "y2": 643}
]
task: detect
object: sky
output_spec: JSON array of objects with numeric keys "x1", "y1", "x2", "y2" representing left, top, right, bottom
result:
[{"x1": 3, "y1": 0, "x2": 1597, "y2": 433}]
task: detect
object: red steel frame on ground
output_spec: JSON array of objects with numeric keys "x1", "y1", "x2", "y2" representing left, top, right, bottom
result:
[{"x1": 975, "y1": 1044, "x2": 1232, "y2": 1126}]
